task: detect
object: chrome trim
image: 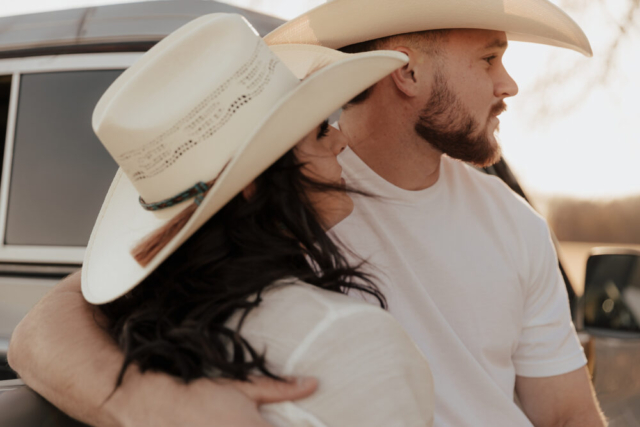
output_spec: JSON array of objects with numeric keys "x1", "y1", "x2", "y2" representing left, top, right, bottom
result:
[
  {"x1": 0, "y1": 72, "x2": 20, "y2": 255},
  {"x1": 0, "y1": 52, "x2": 140, "y2": 74},
  {"x1": 0, "y1": 247, "x2": 86, "y2": 265}
]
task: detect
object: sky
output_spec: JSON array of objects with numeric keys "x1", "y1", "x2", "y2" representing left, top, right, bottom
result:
[{"x1": 0, "y1": 0, "x2": 638, "y2": 200}]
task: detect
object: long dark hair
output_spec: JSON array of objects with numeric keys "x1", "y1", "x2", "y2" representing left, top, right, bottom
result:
[{"x1": 99, "y1": 148, "x2": 385, "y2": 387}]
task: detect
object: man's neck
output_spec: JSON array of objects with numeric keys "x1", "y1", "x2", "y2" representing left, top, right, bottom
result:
[{"x1": 339, "y1": 106, "x2": 442, "y2": 191}]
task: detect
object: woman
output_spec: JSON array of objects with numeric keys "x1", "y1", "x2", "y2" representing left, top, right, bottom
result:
[{"x1": 84, "y1": 13, "x2": 434, "y2": 426}]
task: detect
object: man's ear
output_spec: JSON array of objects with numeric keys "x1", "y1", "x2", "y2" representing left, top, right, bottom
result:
[{"x1": 390, "y1": 46, "x2": 422, "y2": 97}]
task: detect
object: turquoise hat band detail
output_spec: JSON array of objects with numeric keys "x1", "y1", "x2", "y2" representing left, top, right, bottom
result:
[{"x1": 139, "y1": 181, "x2": 210, "y2": 211}]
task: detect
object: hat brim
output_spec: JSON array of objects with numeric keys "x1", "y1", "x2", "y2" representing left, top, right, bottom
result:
[
  {"x1": 264, "y1": 0, "x2": 592, "y2": 57},
  {"x1": 82, "y1": 48, "x2": 408, "y2": 304}
]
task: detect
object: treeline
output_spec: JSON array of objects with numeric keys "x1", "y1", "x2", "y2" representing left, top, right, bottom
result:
[{"x1": 544, "y1": 194, "x2": 640, "y2": 244}]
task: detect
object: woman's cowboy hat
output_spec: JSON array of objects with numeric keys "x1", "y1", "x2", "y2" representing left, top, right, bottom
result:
[
  {"x1": 81, "y1": 13, "x2": 408, "y2": 304},
  {"x1": 265, "y1": 0, "x2": 592, "y2": 57}
]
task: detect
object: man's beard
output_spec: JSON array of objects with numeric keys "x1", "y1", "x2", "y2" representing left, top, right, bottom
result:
[{"x1": 415, "y1": 70, "x2": 505, "y2": 167}]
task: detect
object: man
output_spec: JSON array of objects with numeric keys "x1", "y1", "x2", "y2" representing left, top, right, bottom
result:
[{"x1": 8, "y1": 0, "x2": 606, "y2": 426}]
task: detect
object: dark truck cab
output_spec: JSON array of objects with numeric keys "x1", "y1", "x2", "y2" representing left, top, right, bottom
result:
[{"x1": 0, "y1": 1, "x2": 638, "y2": 425}]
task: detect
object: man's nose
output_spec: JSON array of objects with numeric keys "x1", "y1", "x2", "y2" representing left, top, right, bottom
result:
[{"x1": 495, "y1": 66, "x2": 519, "y2": 98}]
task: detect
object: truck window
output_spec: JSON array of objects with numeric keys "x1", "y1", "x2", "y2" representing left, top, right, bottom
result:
[{"x1": 5, "y1": 70, "x2": 121, "y2": 247}]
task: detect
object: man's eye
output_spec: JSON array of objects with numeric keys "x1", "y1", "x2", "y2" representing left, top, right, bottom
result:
[{"x1": 484, "y1": 55, "x2": 496, "y2": 65}]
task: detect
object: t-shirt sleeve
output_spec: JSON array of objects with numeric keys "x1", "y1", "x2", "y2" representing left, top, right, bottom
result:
[
  {"x1": 512, "y1": 218, "x2": 587, "y2": 377},
  {"x1": 261, "y1": 306, "x2": 434, "y2": 427}
]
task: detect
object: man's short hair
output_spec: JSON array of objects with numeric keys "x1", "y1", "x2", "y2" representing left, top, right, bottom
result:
[{"x1": 340, "y1": 30, "x2": 450, "y2": 106}]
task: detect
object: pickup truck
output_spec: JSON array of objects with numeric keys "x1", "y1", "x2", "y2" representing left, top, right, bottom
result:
[{"x1": 0, "y1": 1, "x2": 638, "y2": 425}]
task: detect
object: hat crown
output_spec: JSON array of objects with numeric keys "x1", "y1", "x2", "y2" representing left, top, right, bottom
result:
[{"x1": 93, "y1": 14, "x2": 299, "y2": 205}]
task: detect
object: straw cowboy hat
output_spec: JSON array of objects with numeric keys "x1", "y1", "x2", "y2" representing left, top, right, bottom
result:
[
  {"x1": 264, "y1": 0, "x2": 592, "y2": 57},
  {"x1": 82, "y1": 13, "x2": 408, "y2": 304}
]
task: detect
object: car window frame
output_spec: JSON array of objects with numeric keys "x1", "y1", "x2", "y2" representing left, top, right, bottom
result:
[{"x1": 0, "y1": 53, "x2": 141, "y2": 264}]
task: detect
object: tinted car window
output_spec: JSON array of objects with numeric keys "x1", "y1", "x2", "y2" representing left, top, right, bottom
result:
[{"x1": 5, "y1": 70, "x2": 121, "y2": 246}]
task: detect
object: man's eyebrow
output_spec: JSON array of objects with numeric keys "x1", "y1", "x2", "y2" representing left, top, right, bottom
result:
[{"x1": 483, "y1": 39, "x2": 508, "y2": 50}]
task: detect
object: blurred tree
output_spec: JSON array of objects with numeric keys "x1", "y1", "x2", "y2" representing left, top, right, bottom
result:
[{"x1": 530, "y1": 0, "x2": 640, "y2": 119}]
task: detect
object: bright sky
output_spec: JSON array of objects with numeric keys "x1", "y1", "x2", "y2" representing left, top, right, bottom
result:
[{"x1": 1, "y1": 0, "x2": 638, "y2": 200}]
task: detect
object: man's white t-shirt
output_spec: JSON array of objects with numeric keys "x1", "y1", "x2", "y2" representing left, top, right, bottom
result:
[{"x1": 331, "y1": 148, "x2": 587, "y2": 426}]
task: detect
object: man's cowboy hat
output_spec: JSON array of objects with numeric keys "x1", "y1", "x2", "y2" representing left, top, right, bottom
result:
[
  {"x1": 265, "y1": 0, "x2": 592, "y2": 57},
  {"x1": 81, "y1": 13, "x2": 408, "y2": 304}
]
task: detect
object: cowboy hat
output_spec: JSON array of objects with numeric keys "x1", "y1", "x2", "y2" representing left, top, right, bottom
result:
[
  {"x1": 81, "y1": 13, "x2": 408, "y2": 304},
  {"x1": 264, "y1": 0, "x2": 592, "y2": 57}
]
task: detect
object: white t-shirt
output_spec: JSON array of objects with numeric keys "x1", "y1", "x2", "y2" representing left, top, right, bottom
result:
[
  {"x1": 330, "y1": 148, "x2": 587, "y2": 426},
  {"x1": 227, "y1": 281, "x2": 435, "y2": 426}
]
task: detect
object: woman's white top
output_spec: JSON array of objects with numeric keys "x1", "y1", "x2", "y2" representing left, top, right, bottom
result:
[{"x1": 227, "y1": 280, "x2": 434, "y2": 427}]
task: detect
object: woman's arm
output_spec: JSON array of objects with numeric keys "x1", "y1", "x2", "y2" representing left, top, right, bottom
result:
[{"x1": 7, "y1": 271, "x2": 317, "y2": 427}]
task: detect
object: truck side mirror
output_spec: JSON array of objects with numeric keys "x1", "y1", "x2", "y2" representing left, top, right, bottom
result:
[{"x1": 582, "y1": 249, "x2": 640, "y2": 337}]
